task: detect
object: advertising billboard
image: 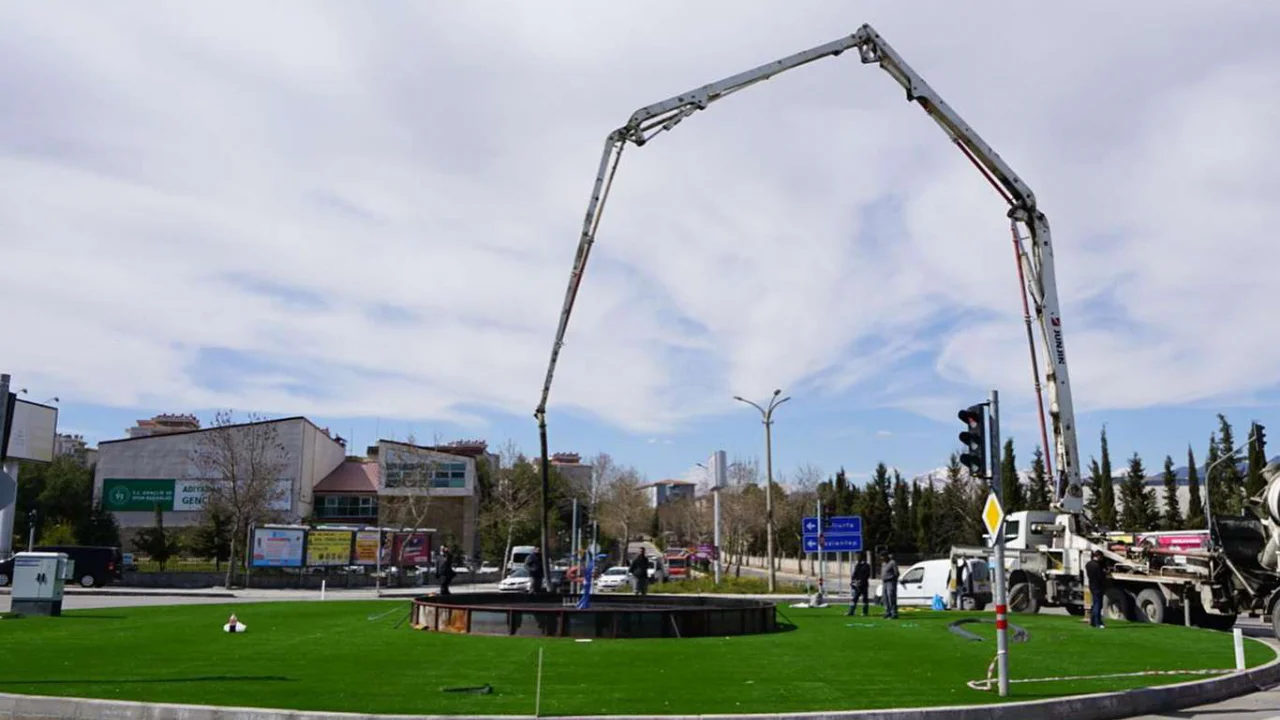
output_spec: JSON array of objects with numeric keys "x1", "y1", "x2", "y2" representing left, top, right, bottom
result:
[
  {"x1": 354, "y1": 530, "x2": 381, "y2": 565},
  {"x1": 6, "y1": 399, "x2": 58, "y2": 463},
  {"x1": 306, "y1": 530, "x2": 353, "y2": 567},
  {"x1": 251, "y1": 527, "x2": 305, "y2": 567},
  {"x1": 102, "y1": 478, "x2": 292, "y2": 512},
  {"x1": 103, "y1": 479, "x2": 177, "y2": 511},
  {"x1": 390, "y1": 532, "x2": 431, "y2": 566}
]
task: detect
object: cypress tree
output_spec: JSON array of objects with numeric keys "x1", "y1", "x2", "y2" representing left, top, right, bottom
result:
[
  {"x1": 1185, "y1": 446, "x2": 1205, "y2": 530},
  {"x1": 1027, "y1": 446, "x2": 1051, "y2": 511},
  {"x1": 1161, "y1": 455, "x2": 1182, "y2": 530}
]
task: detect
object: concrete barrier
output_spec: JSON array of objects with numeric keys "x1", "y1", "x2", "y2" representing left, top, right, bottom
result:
[{"x1": 2, "y1": 643, "x2": 1278, "y2": 720}]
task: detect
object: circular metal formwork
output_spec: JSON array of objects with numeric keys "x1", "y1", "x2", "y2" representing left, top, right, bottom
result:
[{"x1": 411, "y1": 592, "x2": 778, "y2": 639}]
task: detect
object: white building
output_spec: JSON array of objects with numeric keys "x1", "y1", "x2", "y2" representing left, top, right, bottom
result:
[
  {"x1": 93, "y1": 416, "x2": 347, "y2": 531},
  {"x1": 367, "y1": 439, "x2": 482, "y2": 559}
]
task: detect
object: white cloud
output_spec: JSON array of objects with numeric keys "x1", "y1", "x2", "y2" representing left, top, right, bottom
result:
[{"x1": 1, "y1": 1, "x2": 1278, "y2": 437}]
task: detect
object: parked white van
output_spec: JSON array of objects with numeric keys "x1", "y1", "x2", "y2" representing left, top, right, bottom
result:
[
  {"x1": 876, "y1": 558, "x2": 991, "y2": 610},
  {"x1": 507, "y1": 545, "x2": 536, "y2": 574}
]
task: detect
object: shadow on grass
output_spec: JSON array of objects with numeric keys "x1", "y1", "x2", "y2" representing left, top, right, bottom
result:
[{"x1": 0, "y1": 675, "x2": 294, "y2": 686}]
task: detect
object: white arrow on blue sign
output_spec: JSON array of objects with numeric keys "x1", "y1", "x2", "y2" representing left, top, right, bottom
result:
[
  {"x1": 803, "y1": 535, "x2": 863, "y2": 552},
  {"x1": 802, "y1": 516, "x2": 862, "y2": 534}
]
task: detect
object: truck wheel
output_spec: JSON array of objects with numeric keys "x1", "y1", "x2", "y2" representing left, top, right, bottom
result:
[
  {"x1": 1198, "y1": 612, "x2": 1238, "y2": 632},
  {"x1": 0, "y1": 572, "x2": 8, "y2": 587},
  {"x1": 1009, "y1": 583, "x2": 1040, "y2": 613},
  {"x1": 80, "y1": 574, "x2": 96, "y2": 588},
  {"x1": 1103, "y1": 587, "x2": 1133, "y2": 621},
  {"x1": 1135, "y1": 588, "x2": 1166, "y2": 624},
  {"x1": 1065, "y1": 604, "x2": 1086, "y2": 616}
]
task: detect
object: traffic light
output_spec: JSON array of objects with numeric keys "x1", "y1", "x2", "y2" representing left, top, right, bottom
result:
[
  {"x1": 958, "y1": 403, "x2": 987, "y2": 478},
  {"x1": 1255, "y1": 423, "x2": 1267, "y2": 457}
]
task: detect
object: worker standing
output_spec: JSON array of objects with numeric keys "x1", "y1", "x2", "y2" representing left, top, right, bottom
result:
[
  {"x1": 526, "y1": 546, "x2": 544, "y2": 594},
  {"x1": 847, "y1": 552, "x2": 871, "y2": 616},
  {"x1": 880, "y1": 550, "x2": 899, "y2": 619},
  {"x1": 1086, "y1": 549, "x2": 1106, "y2": 628},
  {"x1": 629, "y1": 552, "x2": 651, "y2": 596}
]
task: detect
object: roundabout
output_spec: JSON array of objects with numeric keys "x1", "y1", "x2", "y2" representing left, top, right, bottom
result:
[{"x1": 0, "y1": 596, "x2": 1275, "y2": 718}]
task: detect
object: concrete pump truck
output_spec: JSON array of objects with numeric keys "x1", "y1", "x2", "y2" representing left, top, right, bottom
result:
[{"x1": 529, "y1": 22, "x2": 1280, "y2": 636}]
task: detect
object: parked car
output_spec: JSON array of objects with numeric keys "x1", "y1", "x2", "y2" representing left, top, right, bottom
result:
[
  {"x1": 595, "y1": 566, "x2": 632, "y2": 592},
  {"x1": 499, "y1": 567, "x2": 533, "y2": 593}
]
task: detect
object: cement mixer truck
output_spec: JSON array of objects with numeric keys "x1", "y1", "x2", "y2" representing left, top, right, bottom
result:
[{"x1": 952, "y1": 459, "x2": 1280, "y2": 636}]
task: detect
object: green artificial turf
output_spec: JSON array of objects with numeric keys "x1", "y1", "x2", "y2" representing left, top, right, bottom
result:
[{"x1": 0, "y1": 600, "x2": 1271, "y2": 716}]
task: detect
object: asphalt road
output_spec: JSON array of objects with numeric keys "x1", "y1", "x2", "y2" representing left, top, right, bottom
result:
[{"x1": 3, "y1": 586, "x2": 1278, "y2": 719}]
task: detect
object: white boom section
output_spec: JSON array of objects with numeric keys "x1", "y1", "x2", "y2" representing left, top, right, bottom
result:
[{"x1": 535, "y1": 23, "x2": 1085, "y2": 514}]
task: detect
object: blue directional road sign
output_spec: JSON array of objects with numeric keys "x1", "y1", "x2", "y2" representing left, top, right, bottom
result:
[
  {"x1": 802, "y1": 515, "x2": 863, "y2": 553},
  {"x1": 803, "y1": 535, "x2": 862, "y2": 552}
]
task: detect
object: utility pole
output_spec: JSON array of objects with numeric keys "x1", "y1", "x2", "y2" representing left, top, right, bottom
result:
[
  {"x1": 0, "y1": 373, "x2": 14, "y2": 560},
  {"x1": 698, "y1": 452, "x2": 727, "y2": 584},
  {"x1": 989, "y1": 389, "x2": 1010, "y2": 698},
  {"x1": 734, "y1": 390, "x2": 791, "y2": 592}
]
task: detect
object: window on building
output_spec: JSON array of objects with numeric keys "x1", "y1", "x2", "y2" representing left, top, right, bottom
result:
[
  {"x1": 316, "y1": 495, "x2": 378, "y2": 519},
  {"x1": 384, "y1": 460, "x2": 467, "y2": 489}
]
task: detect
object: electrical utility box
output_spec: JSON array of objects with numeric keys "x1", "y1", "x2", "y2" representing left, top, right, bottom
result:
[{"x1": 12, "y1": 551, "x2": 70, "y2": 616}]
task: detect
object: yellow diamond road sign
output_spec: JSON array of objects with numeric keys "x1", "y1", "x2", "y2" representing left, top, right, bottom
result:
[{"x1": 982, "y1": 492, "x2": 1005, "y2": 545}]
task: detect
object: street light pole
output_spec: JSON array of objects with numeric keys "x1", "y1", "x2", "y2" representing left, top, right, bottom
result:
[{"x1": 734, "y1": 389, "x2": 791, "y2": 593}]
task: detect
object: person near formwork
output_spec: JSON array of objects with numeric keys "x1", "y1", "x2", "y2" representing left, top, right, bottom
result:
[
  {"x1": 437, "y1": 545, "x2": 456, "y2": 596},
  {"x1": 629, "y1": 552, "x2": 651, "y2": 596},
  {"x1": 847, "y1": 553, "x2": 871, "y2": 616},
  {"x1": 525, "y1": 546, "x2": 545, "y2": 593},
  {"x1": 879, "y1": 550, "x2": 899, "y2": 619},
  {"x1": 1085, "y1": 549, "x2": 1106, "y2": 628}
]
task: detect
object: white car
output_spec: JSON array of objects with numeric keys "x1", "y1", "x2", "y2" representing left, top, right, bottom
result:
[
  {"x1": 595, "y1": 566, "x2": 632, "y2": 592},
  {"x1": 498, "y1": 567, "x2": 533, "y2": 593},
  {"x1": 478, "y1": 562, "x2": 500, "y2": 574}
]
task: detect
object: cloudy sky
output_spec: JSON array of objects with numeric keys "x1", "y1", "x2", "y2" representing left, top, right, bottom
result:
[{"x1": 3, "y1": 1, "x2": 1278, "y2": 485}]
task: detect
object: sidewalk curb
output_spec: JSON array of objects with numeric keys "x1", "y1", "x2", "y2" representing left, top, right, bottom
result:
[
  {"x1": 0, "y1": 588, "x2": 238, "y2": 598},
  {"x1": 0, "y1": 639, "x2": 1276, "y2": 720}
]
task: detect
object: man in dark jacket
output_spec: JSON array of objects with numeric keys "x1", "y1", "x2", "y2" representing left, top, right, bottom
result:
[
  {"x1": 629, "y1": 552, "x2": 652, "y2": 596},
  {"x1": 1085, "y1": 549, "x2": 1106, "y2": 628},
  {"x1": 847, "y1": 553, "x2": 871, "y2": 616},
  {"x1": 880, "y1": 550, "x2": 899, "y2": 619},
  {"x1": 525, "y1": 546, "x2": 544, "y2": 594},
  {"x1": 437, "y1": 545, "x2": 456, "y2": 596}
]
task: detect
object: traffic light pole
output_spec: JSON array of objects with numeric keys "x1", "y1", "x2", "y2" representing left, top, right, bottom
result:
[{"x1": 989, "y1": 389, "x2": 1010, "y2": 697}]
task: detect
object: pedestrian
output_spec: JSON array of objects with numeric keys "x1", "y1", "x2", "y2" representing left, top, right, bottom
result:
[
  {"x1": 1085, "y1": 549, "x2": 1106, "y2": 628},
  {"x1": 847, "y1": 552, "x2": 871, "y2": 616},
  {"x1": 629, "y1": 552, "x2": 651, "y2": 596},
  {"x1": 526, "y1": 546, "x2": 545, "y2": 594},
  {"x1": 880, "y1": 550, "x2": 899, "y2": 619},
  {"x1": 438, "y1": 545, "x2": 456, "y2": 596}
]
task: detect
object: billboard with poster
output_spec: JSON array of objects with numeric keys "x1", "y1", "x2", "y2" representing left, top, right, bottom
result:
[
  {"x1": 390, "y1": 532, "x2": 431, "y2": 566},
  {"x1": 6, "y1": 399, "x2": 57, "y2": 463},
  {"x1": 306, "y1": 530, "x2": 353, "y2": 566},
  {"x1": 353, "y1": 530, "x2": 381, "y2": 565},
  {"x1": 251, "y1": 527, "x2": 305, "y2": 567}
]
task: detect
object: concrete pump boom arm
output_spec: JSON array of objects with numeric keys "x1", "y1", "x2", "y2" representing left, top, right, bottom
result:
[{"x1": 536, "y1": 23, "x2": 1085, "y2": 514}]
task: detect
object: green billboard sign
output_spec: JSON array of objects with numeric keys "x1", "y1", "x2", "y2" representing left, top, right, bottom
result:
[{"x1": 102, "y1": 479, "x2": 177, "y2": 511}]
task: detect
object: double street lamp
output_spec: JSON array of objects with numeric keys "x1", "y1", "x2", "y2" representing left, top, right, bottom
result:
[{"x1": 733, "y1": 389, "x2": 790, "y2": 593}]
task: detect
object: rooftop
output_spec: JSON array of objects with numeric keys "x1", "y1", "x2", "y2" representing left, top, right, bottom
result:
[{"x1": 314, "y1": 459, "x2": 379, "y2": 494}]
